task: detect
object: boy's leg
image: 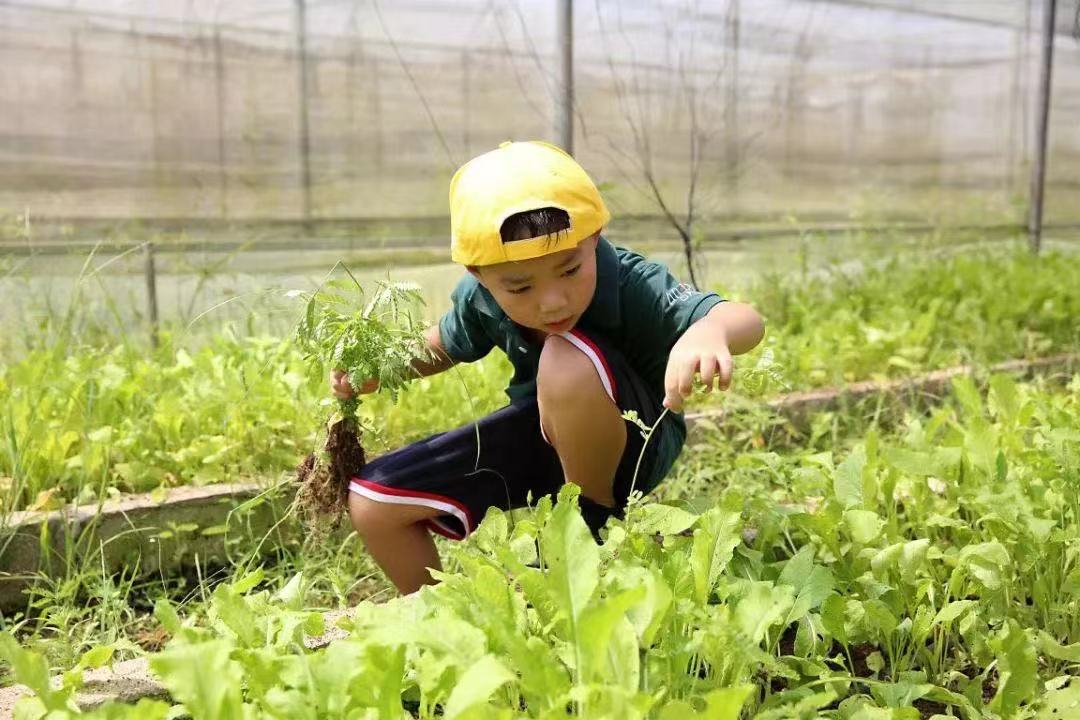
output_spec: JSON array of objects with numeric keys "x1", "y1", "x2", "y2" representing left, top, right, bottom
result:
[
  {"x1": 537, "y1": 329, "x2": 681, "y2": 539},
  {"x1": 537, "y1": 334, "x2": 627, "y2": 509},
  {"x1": 348, "y1": 494, "x2": 442, "y2": 595},
  {"x1": 347, "y1": 401, "x2": 563, "y2": 595},
  {"x1": 348, "y1": 329, "x2": 677, "y2": 592}
]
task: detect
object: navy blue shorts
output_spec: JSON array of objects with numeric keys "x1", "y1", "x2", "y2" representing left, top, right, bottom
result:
[{"x1": 348, "y1": 329, "x2": 684, "y2": 539}]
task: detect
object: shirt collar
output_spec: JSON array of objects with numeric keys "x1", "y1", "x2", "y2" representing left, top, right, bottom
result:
[{"x1": 471, "y1": 235, "x2": 621, "y2": 329}]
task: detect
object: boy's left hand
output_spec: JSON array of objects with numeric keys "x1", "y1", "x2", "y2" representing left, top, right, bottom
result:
[{"x1": 663, "y1": 320, "x2": 733, "y2": 413}]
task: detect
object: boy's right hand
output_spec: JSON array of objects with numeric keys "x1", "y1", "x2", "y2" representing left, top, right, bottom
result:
[{"x1": 329, "y1": 369, "x2": 378, "y2": 399}]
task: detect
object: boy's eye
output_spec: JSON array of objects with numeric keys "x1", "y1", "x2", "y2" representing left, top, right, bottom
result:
[
  {"x1": 507, "y1": 286, "x2": 531, "y2": 295},
  {"x1": 562, "y1": 265, "x2": 581, "y2": 277}
]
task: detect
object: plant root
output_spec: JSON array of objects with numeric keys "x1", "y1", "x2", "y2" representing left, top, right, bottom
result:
[{"x1": 295, "y1": 417, "x2": 366, "y2": 538}]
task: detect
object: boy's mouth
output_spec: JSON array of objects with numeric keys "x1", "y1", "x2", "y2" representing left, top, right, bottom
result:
[{"x1": 543, "y1": 316, "x2": 575, "y2": 332}]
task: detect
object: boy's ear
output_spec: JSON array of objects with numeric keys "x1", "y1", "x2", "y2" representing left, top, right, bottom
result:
[{"x1": 466, "y1": 265, "x2": 485, "y2": 286}]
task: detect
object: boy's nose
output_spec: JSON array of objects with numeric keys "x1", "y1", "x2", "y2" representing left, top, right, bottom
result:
[{"x1": 539, "y1": 290, "x2": 567, "y2": 314}]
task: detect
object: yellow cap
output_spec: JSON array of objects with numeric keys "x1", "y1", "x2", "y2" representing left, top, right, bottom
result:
[{"x1": 449, "y1": 141, "x2": 611, "y2": 266}]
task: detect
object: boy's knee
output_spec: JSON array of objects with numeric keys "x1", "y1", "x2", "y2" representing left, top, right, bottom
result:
[
  {"x1": 537, "y1": 335, "x2": 603, "y2": 403},
  {"x1": 348, "y1": 494, "x2": 384, "y2": 536}
]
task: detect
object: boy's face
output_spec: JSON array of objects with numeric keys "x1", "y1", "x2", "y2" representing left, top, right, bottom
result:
[{"x1": 471, "y1": 233, "x2": 599, "y2": 335}]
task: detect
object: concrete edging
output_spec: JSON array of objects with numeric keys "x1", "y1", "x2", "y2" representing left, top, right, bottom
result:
[
  {"x1": 685, "y1": 352, "x2": 1078, "y2": 436},
  {"x1": 1, "y1": 482, "x2": 295, "y2": 615}
]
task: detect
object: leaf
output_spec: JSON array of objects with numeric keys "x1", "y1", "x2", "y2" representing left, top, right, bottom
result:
[
  {"x1": 150, "y1": 640, "x2": 244, "y2": 720},
  {"x1": 1036, "y1": 631, "x2": 1080, "y2": 662},
  {"x1": 605, "y1": 615, "x2": 642, "y2": 693},
  {"x1": 850, "y1": 705, "x2": 921, "y2": 720},
  {"x1": 1026, "y1": 515, "x2": 1055, "y2": 543},
  {"x1": 1038, "y1": 680, "x2": 1080, "y2": 720},
  {"x1": 755, "y1": 689, "x2": 838, "y2": 720},
  {"x1": 230, "y1": 568, "x2": 265, "y2": 595},
  {"x1": 471, "y1": 508, "x2": 509, "y2": 553},
  {"x1": 0, "y1": 632, "x2": 69, "y2": 712},
  {"x1": 515, "y1": 636, "x2": 572, "y2": 709},
  {"x1": 691, "y1": 507, "x2": 742, "y2": 603},
  {"x1": 785, "y1": 565, "x2": 834, "y2": 624},
  {"x1": 988, "y1": 620, "x2": 1038, "y2": 718},
  {"x1": 834, "y1": 447, "x2": 867, "y2": 509},
  {"x1": 153, "y1": 599, "x2": 182, "y2": 635},
  {"x1": 443, "y1": 654, "x2": 514, "y2": 720},
  {"x1": 866, "y1": 651, "x2": 885, "y2": 674},
  {"x1": 778, "y1": 545, "x2": 816, "y2": 588},
  {"x1": 951, "y1": 375, "x2": 984, "y2": 418},
  {"x1": 964, "y1": 421, "x2": 998, "y2": 476},
  {"x1": 273, "y1": 572, "x2": 305, "y2": 610},
  {"x1": 632, "y1": 503, "x2": 698, "y2": 536},
  {"x1": 871, "y1": 539, "x2": 930, "y2": 585},
  {"x1": 615, "y1": 566, "x2": 673, "y2": 647},
  {"x1": 29, "y1": 488, "x2": 62, "y2": 512},
  {"x1": 884, "y1": 448, "x2": 937, "y2": 477},
  {"x1": 996, "y1": 449, "x2": 1009, "y2": 482},
  {"x1": 660, "y1": 701, "x2": 697, "y2": 720},
  {"x1": 701, "y1": 685, "x2": 755, "y2": 719},
  {"x1": 1064, "y1": 567, "x2": 1080, "y2": 597},
  {"x1": 932, "y1": 600, "x2": 977, "y2": 627},
  {"x1": 779, "y1": 547, "x2": 835, "y2": 625},
  {"x1": 792, "y1": 614, "x2": 823, "y2": 657},
  {"x1": 958, "y1": 542, "x2": 1011, "y2": 592},
  {"x1": 734, "y1": 582, "x2": 795, "y2": 644},
  {"x1": 870, "y1": 677, "x2": 933, "y2": 709},
  {"x1": 76, "y1": 644, "x2": 115, "y2": 671},
  {"x1": 577, "y1": 587, "x2": 647, "y2": 688},
  {"x1": 925, "y1": 513, "x2": 967, "y2": 529},
  {"x1": 211, "y1": 587, "x2": 262, "y2": 648},
  {"x1": 541, "y1": 486, "x2": 598, "y2": 623},
  {"x1": 844, "y1": 509, "x2": 885, "y2": 544},
  {"x1": 369, "y1": 618, "x2": 487, "y2": 664},
  {"x1": 821, "y1": 594, "x2": 850, "y2": 646},
  {"x1": 863, "y1": 599, "x2": 899, "y2": 639},
  {"x1": 989, "y1": 374, "x2": 1020, "y2": 423}
]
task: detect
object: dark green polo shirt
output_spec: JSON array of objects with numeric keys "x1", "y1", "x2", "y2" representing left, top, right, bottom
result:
[{"x1": 438, "y1": 237, "x2": 725, "y2": 473}]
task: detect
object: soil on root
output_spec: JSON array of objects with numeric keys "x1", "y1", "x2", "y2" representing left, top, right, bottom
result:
[{"x1": 295, "y1": 418, "x2": 366, "y2": 537}]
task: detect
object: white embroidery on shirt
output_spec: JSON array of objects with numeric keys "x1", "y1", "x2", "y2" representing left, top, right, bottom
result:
[{"x1": 665, "y1": 283, "x2": 695, "y2": 306}]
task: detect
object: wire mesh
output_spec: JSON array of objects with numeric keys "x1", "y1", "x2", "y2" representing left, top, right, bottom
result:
[{"x1": 0, "y1": 0, "x2": 1078, "y2": 240}]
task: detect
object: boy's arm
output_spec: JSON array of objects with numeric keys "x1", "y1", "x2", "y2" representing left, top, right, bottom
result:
[
  {"x1": 663, "y1": 301, "x2": 765, "y2": 412},
  {"x1": 412, "y1": 323, "x2": 458, "y2": 378}
]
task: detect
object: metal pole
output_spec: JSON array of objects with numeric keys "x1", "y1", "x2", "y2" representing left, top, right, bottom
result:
[
  {"x1": 1021, "y1": 0, "x2": 1032, "y2": 162},
  {"x1": 346, "y1": 45, "x2": 358, "y2": 169},
  {"x1": 555, "y1": 0, "x2": 573, "y2": 154},
  {"x1": 143, "y1": 241, "x2": 159, "y2": 348},
  {"x1": 294, "y1": 0, "x2": 313, "y2": 225},
  {"x1": 213, "y1": 30, "x2": 229, "y2": 219},
  {"x1": 725, "y1": 0, "x2": 740, "y2": 197},
  {"x1": 462, "y1": 50, "x2": 471, "y2": 156},
  {"x1": 149, "y1": 55, "x2": 163, "y2": 186},
  {"x1": 69, "y1": 29, "x2": 83, "y2": 91},
  {"x1": 1028, "y1": 0, "x2": 1056, "y2": 255},
  {"x1": 371, "y1": 56, "x2": 383, "y2": 174},
  {"x1": 1008, "y1": 25, "x2": 1021, "y2": 191}
]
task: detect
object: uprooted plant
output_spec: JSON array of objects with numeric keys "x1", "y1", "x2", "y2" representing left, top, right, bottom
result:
[{"x1": 293, "y1": 272, "x2": 428, "y2": 534}]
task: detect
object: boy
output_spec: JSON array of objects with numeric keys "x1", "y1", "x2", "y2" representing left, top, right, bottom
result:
[{"x1": 331, "y1": 141, "x2": 764, "y2": 594}]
